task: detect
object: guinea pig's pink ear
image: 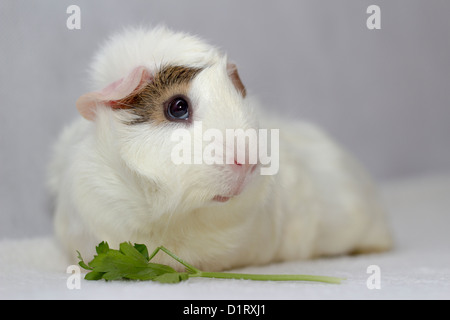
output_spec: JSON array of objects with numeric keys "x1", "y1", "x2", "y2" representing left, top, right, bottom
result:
[
  {"x1": 227, "y1": 63, "x2": 246, "y2": 98},
  {"x1": 76, "y1": 66, "x2": 152, "y2": 120}
]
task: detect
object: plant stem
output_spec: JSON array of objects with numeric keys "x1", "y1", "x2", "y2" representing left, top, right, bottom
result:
[
  {"x1": 147, "y1": 246, "x2": 200, "y2": 273},
  {"x1": 149, "y1": 246, "x2": 343, "y2": 284},
  {"x1": 193, "y1": 271, "x2": 343, "y2": 284}
]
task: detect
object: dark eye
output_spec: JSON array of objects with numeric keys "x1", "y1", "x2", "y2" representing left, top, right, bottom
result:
[{"x1": 166, "y1": 96, "x2": 190, "y2": 121}]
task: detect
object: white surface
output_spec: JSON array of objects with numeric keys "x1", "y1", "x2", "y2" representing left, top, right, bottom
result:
[{"x1": 1, "y1": 174, "x2": 449, "y2": 300}]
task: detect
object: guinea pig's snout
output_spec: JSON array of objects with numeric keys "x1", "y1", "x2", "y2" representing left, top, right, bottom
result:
[
  {"x1": 232, "y1": 159, "x2": 258, "y2": 175},
  {"x1": 212, "y1": 157, "x2": 258, "y2": 203}
]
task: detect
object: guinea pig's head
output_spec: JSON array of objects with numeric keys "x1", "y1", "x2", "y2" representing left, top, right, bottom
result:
[{"x1": 76, "y1": 27, "x2": 261, "y2": 218}]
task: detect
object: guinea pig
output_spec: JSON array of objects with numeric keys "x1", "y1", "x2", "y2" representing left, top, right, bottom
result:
[{"x1": 48, "y1": 26, "x2": 392, "y2": 271}]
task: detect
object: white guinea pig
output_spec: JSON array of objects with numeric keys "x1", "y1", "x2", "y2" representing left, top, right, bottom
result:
[{"x1": 49, "y1": 26, "x2": 392, "y2": 271}]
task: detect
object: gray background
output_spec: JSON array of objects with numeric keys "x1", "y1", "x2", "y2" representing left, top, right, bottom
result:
[{"x1": 1, "y1": 0, "x2": 449, "y2": 239}]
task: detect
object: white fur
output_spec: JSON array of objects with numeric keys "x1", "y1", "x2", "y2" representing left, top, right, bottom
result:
[{"x1": 49, "y1": 26, "x2": 392, "y2": 271}]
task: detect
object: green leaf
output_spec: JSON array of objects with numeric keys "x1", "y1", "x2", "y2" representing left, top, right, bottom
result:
[
  {"x1": 146, "y1": 262, "x2": 177, "y2": 275},
  {"x1": 133, "y1": 243, "x2": 149, "y2": 261},
  {"x1": 124, "y1": 267, "x2": 170, "y2": 281},
  {"x1": 119, "y1": 242, "x2": 149, "y2": 265},
  {"x1": 153, "y1": 272, "x2": 189, "y2": 284},
  {"x1": 84, "y1": 271, "x2": 105, "y2": 280},
  {"x1": 89, "y1": 249, "x2": 147, "y2": 275},
  {"x1": 96, "y1": 241, "x2": 110, "y2": 255},
  {"x1": 81, "y1": 242, "x2": 178, "y2": 281},
  {"x1": 77, "y1": 250, "x2": 93, "y2": 270}
]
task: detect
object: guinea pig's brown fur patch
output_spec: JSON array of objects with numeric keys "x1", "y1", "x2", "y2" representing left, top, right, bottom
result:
[
  {"x1": 114, "y1": 63, "x2": 246, "y2": 124},
  {"x1": 227, "y1": 63, "x2": 246, "y2": 98},
  {"x1": 116, "y1": 65, "x2": 202, "y2": 124}
]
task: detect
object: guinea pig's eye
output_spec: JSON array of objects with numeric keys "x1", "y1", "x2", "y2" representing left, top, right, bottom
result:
[{"x1": 166, "y1": 96, "x2": 190, "y2": 121}]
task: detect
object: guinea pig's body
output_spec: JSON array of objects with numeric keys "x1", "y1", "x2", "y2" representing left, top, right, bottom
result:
[{"x1": 49, "y1": 26, "x2": 392, "y2": 271}]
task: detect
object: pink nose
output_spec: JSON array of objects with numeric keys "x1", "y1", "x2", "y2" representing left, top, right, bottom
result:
[{"x1": 233, "y1": 159, "x2": 257, "y2": 174}]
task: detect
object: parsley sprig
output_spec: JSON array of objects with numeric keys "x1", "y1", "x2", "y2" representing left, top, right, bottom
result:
[{"x1": 77, "y1": 241, "x2": 343, "y2": 284}]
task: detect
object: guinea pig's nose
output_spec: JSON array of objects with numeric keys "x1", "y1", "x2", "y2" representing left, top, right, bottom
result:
[{"x1": 233, "y1": 159, "x2": 257, "y2": 174}]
